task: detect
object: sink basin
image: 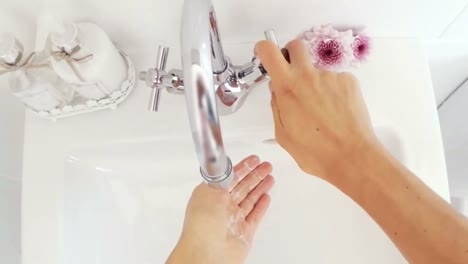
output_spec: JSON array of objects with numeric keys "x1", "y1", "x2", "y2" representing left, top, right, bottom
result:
[{"x1": 63, "y1": 126, "x2": 407, "y2": 264}]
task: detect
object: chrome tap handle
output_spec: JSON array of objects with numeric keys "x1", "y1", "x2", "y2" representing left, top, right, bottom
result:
[
  {"x1": 264, "y1": 29, "x2": 279, "y2": 47},
  {"x1": 236, "y1": 29, "x2": 280, "y2": 86},
  {"x1": 148, "y1": 46, "x2": 170, "y2": 112},
  {"x1": 155, "y1": 46, "x2": 169, "y2": 71},
  {"x1": 148, "y1": 82, "x2": 163, "y2": 111}
]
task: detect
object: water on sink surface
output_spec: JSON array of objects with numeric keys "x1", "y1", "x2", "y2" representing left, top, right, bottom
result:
[
  {"x1": 64, "y1": 157, "x2": 199, "y2": 264},
  {"x1": 63, "y1": 126, "x2": 407, "y2": 264}
]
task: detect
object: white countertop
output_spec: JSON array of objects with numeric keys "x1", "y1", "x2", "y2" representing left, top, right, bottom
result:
[{"x1": 22, "y1": 38, "x2": 449, "y2": 264}]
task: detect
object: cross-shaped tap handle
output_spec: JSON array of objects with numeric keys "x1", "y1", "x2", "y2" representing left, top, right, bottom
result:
[{"x1": 148, "y1": 46, "x2": 170, "y2": 112}]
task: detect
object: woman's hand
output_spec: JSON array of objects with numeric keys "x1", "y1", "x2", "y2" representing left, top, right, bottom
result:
[
  {"x1": 255, "y1": 39, "x2": 377, "y2": 185},
  {"x1": 254, "y1": 39, "x2": 468, "y2": 264},
  {"x1": 167, "y1": 155, "x2": 275, "y2": 264}
]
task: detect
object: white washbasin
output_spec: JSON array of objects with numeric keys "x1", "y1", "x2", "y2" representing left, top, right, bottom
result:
[{"x1": 63, "y1": 126, "x2": 407, "y2": 264}]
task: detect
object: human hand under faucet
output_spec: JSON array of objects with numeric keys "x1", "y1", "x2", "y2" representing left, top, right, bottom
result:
[
  {"x1": 166, "y1": 155, "x2": 274, "y2": 264},
  {"x1": 255, "y1": 39, "x2": 377, "y2": 186}
]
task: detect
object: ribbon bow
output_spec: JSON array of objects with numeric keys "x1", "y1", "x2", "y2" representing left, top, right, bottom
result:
[
  {"x1": 50, "y1": 46, "x2": 94, "y2": 82},
  {"x1": 0, "y1": 53, "x2": 48, "y2": 75}
]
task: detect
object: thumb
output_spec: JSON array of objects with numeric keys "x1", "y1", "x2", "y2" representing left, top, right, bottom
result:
[{"x1": 255, "y1": 40, "x2": 290, "y2": 81}]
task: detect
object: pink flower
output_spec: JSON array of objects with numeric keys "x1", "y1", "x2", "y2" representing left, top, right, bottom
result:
[
  {"x1": 312, "y1": 39, "x2": 347, "y2": 69},
  {"x1": 301, "y1": 25, "x2": 354, "y2": 71},
  {"x1": 352, "y1": 34, "x2": 371, "y2": 62}
]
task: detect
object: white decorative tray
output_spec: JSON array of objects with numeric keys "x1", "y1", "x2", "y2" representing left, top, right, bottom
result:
[{"x1": 33, "y1": 51, "x2": 135, "y2": 121}]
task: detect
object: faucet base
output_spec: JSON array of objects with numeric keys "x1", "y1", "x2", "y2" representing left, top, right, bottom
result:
[{"x1": 201, "y1": 157, "x2": 234, "y2": 189}]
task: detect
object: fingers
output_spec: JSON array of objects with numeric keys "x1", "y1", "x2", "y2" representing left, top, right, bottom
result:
[
  {"x1": 285, "y1": 39, "x2": 312, "y2": 68},
  {"x1": 231, "y1": 162, "x2": 273, "y2": 204},
  {"x1": 255, "y1": 40, "x2": 290, "y2": 81},
  {"x1": 245, "y1": 194, "x2": 271, "y2": 230},
  {"x1": 230, "y1": 155, "x2": 261, "y2": 192},
  {"x1": 239, "y1": 176, "x2": 275, "y2": 218}
]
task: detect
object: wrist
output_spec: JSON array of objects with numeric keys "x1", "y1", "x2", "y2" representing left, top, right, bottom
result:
[
  {"x1": 166, "y1": 236, "x2": 208, "y2": 264},
  {"x1": 327, "y1": 137, "x2": 390, "y2": 200}
]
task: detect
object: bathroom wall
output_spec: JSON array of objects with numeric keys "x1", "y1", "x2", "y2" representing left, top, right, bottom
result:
[
  {"x1": 438, "y1": 79, "x2": 468, "y2": 216},
  {"x1": 0, "y1": 77, "x2": 25, "y2": 263},
  {"x1": 0, "y1": 83, "x2": 26, "y2": 181},
  {"x1": 0, "y1": 4, "x2": 31, "y2": 264},
  {"x1": 426, "y1": 41, "x2": 468, "y2": 106},
  {"x1": 0, "y1": 177, "x2": 22, "y2": 264},
  {"x1": 428, "y1": 41, "x2": 468, "y2": 213},
  {"x1": 425, "y1": 1, "x2": 468, "y2": 105},
  {"x1": 425, "y1": 3, "x2": 468, "y2": 216}
]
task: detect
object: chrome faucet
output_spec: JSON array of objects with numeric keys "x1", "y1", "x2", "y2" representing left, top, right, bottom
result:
[{"x1": 139, "y1": 0, "x2": 278, "y2": 188}]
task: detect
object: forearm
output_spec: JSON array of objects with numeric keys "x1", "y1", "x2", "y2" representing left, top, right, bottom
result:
[{"x1": 334, "y1": 141, "x2": 468, "y2": 264}]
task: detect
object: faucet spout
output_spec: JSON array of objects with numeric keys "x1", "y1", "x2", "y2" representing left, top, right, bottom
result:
[
  {"x1": 137, "y1": 0, "x2": 279, "y2": 187},
  {"x1": 208, "y1": 7, "x2": 228, "y2": 74},
  {"x1": 181, "y1": 0, "x2": 233, "y2": 188}
]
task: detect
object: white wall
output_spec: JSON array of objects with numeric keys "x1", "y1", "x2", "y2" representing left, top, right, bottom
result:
[
  {"x1": 0, "y1": 177, "x2": 22, "y2": 264},
  {"x1": 440, "y1": 4, "x2": 468, "y2": 40},
  {"x1": 439, "y1": 80, "x2": 468, "y2": 216},
  {"x1": 1, "y1": 4, "x2": 29, "y2": 264},
  {"x1": 422, "y1": 1, "x2": 468, "y2": 214},
  {"x1": 426, "y1": 41, "x2": 468, "y2": 106},
  {"x1": 0, "y1": 84, "x2": 26, "y2": 180},
  {"x1": 0, "y1": 76, "x2": 25, "y2": 264},
  {"x1": 424, "y1": 1, "x2": 468, "y2": 105}
]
